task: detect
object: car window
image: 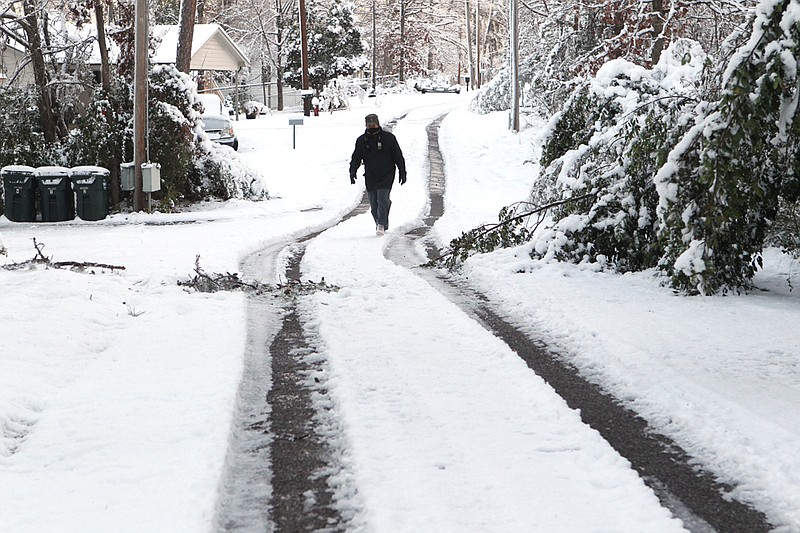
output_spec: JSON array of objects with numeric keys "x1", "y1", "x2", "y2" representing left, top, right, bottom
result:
[{"x1": 202, "y1": 117, "x2": 228, "y2": 130}]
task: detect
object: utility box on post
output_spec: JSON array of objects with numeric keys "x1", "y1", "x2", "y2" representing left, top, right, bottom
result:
[
  {"x1": 120, "y1": 162, "x2": 135, "y2": 191},
  {"x1": 142, "y1": 163, "x2": 161, "y2": 192},
  {"x1": 35, "y1": 166, "x2": 74, "y2": 222},
  {"x1": 1, "y1": 165, "x2": 37, "y2": 222},
  {"x1": 70, "y1": 166, "x2": 110, "y2": 221}
]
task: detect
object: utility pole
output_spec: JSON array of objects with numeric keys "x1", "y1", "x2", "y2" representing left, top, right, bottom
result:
[
  {"x1": 465, "y1": 0, "x2": 474, "y2": 90},
  {"x1": 509, "y1": 0, "x2": 520, "y2": 132},
  {"x1": 371, "y1": 0, "x2": 376, "y2": 93},
  {"x1": 475, "y1": 0, "x2": 481, "y2": 88},
  {"x1": 299, "y1": 0, "x2": 311, "y2": 116},
  {"x1": 133, "y1": 0, "x2": 148, "y2": 210}
]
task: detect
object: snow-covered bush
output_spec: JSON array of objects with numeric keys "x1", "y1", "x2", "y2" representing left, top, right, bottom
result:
[
  {"x1": 530, "y1": 39, "x2": 708, "y2": 275},
  {"x1": 0, "y1": 66, "x2": 266, "y2": 208},
  {"x1": 655, "y1": 0, "x2": 800, "y2": 293},
  {"x1": 450, "y1": 0, "x2": 800, "y2": 295},
  {"x1": 147, "y1": 66, "x2": 202, "y2": 202},
  {"x1": 62, "y1": 78, "x2": 131, "y2": 171},
  {"x1": 0, "y1": 87, "x2": 58, "y2": 168},
  {"x1": 149, "y1": 66, "x2": 267, "y2": 203},
  {"x1": 319, "y1": 77, "x2": 362, "y2": 111}
]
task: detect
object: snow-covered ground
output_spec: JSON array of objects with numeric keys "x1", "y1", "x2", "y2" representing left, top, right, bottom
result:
[{"x1": 1, "y1": 91, "x2": 798, "y2": 532}]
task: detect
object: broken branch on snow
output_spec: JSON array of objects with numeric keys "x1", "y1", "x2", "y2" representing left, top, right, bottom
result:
[
  {"x1": 178, "y1": 254, "x2": 338, "y2": 298},
  {"x1": 1, "y1": 238, "x2": 126, "y2": 272}
]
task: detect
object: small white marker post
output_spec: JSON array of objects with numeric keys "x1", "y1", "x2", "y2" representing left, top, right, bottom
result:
[{"x1": 289, "y1": 117, "x2": 304, "y2": 149}]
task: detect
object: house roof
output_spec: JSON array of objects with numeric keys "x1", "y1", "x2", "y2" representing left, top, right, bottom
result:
[
  {"x1": 151, "y1": 24, "x2": 249, "y2": 71},
  {"x1": 89, "y1": 23, "x2": 249, "y2": 71}
]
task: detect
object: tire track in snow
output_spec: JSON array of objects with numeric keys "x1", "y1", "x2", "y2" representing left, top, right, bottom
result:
[
  {"x1": 214, "y1": 194, "x2": 371, "y2": 531},
  {"x1": 386, "y1": 115, "x2": 773, "y2": 533},
  {"x1": 217, "y1": 116, "x2": 410, "y2": 530}
]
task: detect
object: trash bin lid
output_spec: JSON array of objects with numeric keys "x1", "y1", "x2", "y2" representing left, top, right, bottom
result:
[
  {"x1": 35, "y1": 165, "x2": 70, "y2": 176},
  {"x1": 70, "y1": 165, "x2": 110, "y2": 177},
  {"x1": 1, "y1": 165, "x2": 36, "y2": 176}
]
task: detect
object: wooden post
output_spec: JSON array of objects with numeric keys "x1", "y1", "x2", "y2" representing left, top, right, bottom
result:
[{"x1": 133, "y1": 0, "x2": 148, "y2": 211}]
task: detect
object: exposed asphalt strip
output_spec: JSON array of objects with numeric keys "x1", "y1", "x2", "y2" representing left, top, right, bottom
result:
[
  {"x1": 262, "y1": 200, "x2": 369, "y2": 532},
  {"x1": 215, "y1": 114, "x2": 773, "y2": 532},
  {"x1": 215, "y1": 118, "x2": 413, "y2": 530},
  {"x1": 386, "y1": 115, "x2": 774, "y2": 533},
  {"x1": 214, "y1": 198, "x2": 370, "y2": 531}
]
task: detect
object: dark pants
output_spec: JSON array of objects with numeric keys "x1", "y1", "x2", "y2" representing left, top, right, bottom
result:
[{"x1": 368, "y1": 189, "x2": 392, "y2": 229}]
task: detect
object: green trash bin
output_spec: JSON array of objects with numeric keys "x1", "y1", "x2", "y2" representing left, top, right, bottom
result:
[
  {"x1": 35, "y1": 166, "x2": 74, "y2": 222},
  {"x1": 70, "y1": 166, "x2": 110, "y2": 221},
  {"x1": 1, "y1": 165, "x2": 37, "y2": 222}
]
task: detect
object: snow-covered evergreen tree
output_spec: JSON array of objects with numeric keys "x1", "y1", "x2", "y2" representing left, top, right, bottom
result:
[
  {"x1": 284, "y1": 0, "x2": 366, "y2": 91},
  {"x1": 655, "y1": 0, "x2": 800, "y2": 293},
  {"x1": 528, "y1": 39, "x2": 708, "y2": 275}
]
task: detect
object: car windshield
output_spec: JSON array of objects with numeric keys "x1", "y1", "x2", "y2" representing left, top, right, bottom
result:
[{"x1": 202, "y1": 117, "x2": 229, "y2": 130}]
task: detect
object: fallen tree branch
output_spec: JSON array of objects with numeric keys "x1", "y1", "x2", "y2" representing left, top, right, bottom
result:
[
  {"x1": 178, "y1": 255, "x2": 338, "y2": 299},
  {"x1": 428, "y1": 192, "x2": 596, "y2": 267},
  {"x1": 1, "y1": 238, "x2": 126, "y2": 272}
]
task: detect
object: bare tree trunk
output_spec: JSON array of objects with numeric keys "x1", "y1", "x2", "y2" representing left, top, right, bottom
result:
[
  {"x1": 95, "y1": 3, "x2": 111, "y2": 92},
  {"x1": 21, "y1": 0, "x2": 57, "y2": 143},
  {"x1": 475, "y1": 0, "x2": 480, "y2": 87},
  {"x1": 651, "y1": 0, "x2": 666, "y2": 64},
  {"x1": 176, "y1": 0, "x2": 197, "y2": 73},
  {"x1": 275, "y1": 0, "x2": 286, "y2": 110},
  {"x1": 464, "y1": 0, "x2": 474, "y2": 89},
  {"x1": 399, "y1": 0, "x2": 405, "y2": 82},
  {"x1": 95, "y1": 2, "x2": 120, "y2": 207}
]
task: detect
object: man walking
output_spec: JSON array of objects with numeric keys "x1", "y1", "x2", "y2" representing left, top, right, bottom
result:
[{"x1": 349, "y1": 113, "x2": 407, "y2": 235}]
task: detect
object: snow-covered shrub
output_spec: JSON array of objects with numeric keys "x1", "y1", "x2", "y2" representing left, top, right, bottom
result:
[
  {"x1": 62, "y1": 77, "x2": 131, "y2": 171},
  {"x1": 470, "y1": 67, "x2": 512, "y2": 114},
  {"x1": 149, "y1": 66, "x2": 267, "y2": 203},
  {"x1": 655, "y1": 0, "x2": 800, "y2": 293},
  {"x1": 190, "y1": 140, "x2": 267, "y2": 200},
  {"x1": 488, "y1": 0, "x2": 800, "y2": 295},
  {"x1": 0, "y1": 86, "x2": 56, "y2": 168},
  {"x1": 530, "y1": 39, "x2": 708, "y2": 274},
  {"x1": 767, "y1": 199, "x2": 800, "y2": 257},
  {"x1": 147, "y1": 66, "x2": 199, "y2": 202},
  {"x1": 319, "y1": 77, "x2": 362, "y2": 111}
]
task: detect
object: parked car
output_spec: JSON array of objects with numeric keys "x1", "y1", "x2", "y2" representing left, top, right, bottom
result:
[
  {"x1": 198, "y1": 93, "x2": 235, "y2": 117},
  {"x1": 198, "y1": 93, "x2": 225, "y2": 116},
  {"x1": 201, "y1": 114, "x2": 239, "y2": 151},
  {"x1": 413, "y1": 81, "x2": 461, "y2": 94}
]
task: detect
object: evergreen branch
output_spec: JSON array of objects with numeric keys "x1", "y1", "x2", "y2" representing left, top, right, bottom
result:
[{"x1": 428, "y1": 192, "x2": 596, "y2": 267}]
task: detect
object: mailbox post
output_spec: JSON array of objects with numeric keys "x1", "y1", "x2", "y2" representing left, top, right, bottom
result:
[{"x1": 289, "y1": 117, "x2": 304, "y2": 149}]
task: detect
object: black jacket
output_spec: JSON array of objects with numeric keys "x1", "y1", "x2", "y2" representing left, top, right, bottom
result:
[{"x1": 349, "y1": 127, "x2": 407, "y2": 191}]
